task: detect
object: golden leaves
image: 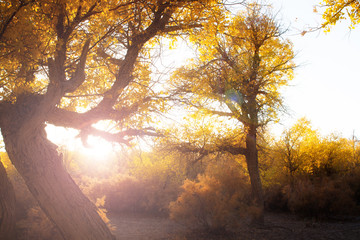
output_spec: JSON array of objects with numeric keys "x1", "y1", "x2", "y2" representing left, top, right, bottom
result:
[
  {"x1": 172, "y1": 3, "x2": 296, "y2": 127},
  {"x1": 321, "y1": 0, "x2": 360, "y2": 31},
  {"x1": 274, "y1": 117, "x2": 356, "y2": 176},
  {"x1": 0, "y1": 0, "x2": 236, "y2": 133}
]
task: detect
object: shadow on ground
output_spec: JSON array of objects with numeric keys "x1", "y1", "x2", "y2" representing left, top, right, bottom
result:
[{"x1": 108, "y1": 212, "x2": 360, "y2": 240}]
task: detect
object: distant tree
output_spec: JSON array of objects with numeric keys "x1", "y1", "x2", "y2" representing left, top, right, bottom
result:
[
  {"x1": 171, "y1": 3, "x2": 295, "y2": 224},
  {"x1": 273, "y1": 118, "x2": 355, "y2": 179},
  {"x1": 274, "y1": 118, "x2": 316, "y2": 183}
]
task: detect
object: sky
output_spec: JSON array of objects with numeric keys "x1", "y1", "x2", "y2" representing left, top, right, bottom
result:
[{"x1": 268, "y1": 0, "x2": 360, "y2": 138}]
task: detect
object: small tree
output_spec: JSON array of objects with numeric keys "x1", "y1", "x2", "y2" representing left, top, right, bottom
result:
[
  {"x1": 171, "y1": 3, "x2": 296, "y2": 224},
  {"x1": 274, "y1": 118, "x2": 316, "y2": 183},
  {"x1": 169, "y1": 159, "x2": 251, "y2": 232}
]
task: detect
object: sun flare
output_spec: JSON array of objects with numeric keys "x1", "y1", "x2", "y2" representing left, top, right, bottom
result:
[
  {"x1": 46, "y1": 124, "x2": 117, "y2": 164},
  {"x1": 80, "y1": 135, "x2": 115, "y2": 162}
]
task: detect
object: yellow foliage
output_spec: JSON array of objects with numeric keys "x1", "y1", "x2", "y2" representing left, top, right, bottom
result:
[
  {"x1": 320, "y1": 0, "x2": 360, "y2": 31},
  {"x1": 262, "y1": 118, "x2": 360, "y2": 216},
  {"x1": 171, "y1": 2, "x2": 295, "y2": 127},
  {"x1": 0, "y1": 151, "x2": 11, "y2": 169},
  {"x1": 0, "y1": 0, "x2": 225, "y2": 118},
  {"x1": 169, "y1": 163, "x2": 251, "y2": 231},
  {"x1": 95, "y1": 196, "x2": 115, "y2": 231}
]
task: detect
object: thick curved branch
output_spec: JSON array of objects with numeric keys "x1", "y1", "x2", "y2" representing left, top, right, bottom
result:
[
  {"x1": 47, "y1": 105, "x2": 136, "y2": 129},
  {"x1": 174, "y1": 141, "x2": 247, "y2": 158},
  {"x1": 163, "y1": 23, "x2": 202, "y2": 33},
  {"x1": 47, "y1": 94, "x2": 153, "y2": 131},
  {"x1": 79, "y1": 126, "x2": 131, "y2": 146},
  {"x1": 47, "y1": 107, "x2": 161, "y2": 146},
  {"x1": 81, "y1": 126, "x2": 161, "y2": 147}
]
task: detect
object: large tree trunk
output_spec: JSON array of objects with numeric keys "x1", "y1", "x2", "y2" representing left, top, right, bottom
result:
[
  {"x1": 2, "y1": 121, "x2": 115, "y2": 240},
  {"x1": 0, "y1": 160, "x2": 16, "y2": 240},
  {"x1": 245, "y1": 124, "x2": 264, "y2": 225}
]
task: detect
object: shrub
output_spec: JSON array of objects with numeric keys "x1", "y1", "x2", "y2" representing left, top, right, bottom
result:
[
  {"x1": 344, "y1": 168, "x2": 360, "y2": 206},
  {"x1": 264, "y1": 184, "x2": 288, "y2": 212},
  {"x1": 80, "y1": 174, "x2": 145, "y2": 213},
  {"x1": 81, "y1": 173, "x2": 180, "y2": 215},
  {"x1": 283, "y1": 177, "x2": 358, "y2": 218},
  {"x1": 169, "y1": 169, "x2": 251, "y2": 232},
  {"x1": 102, "y1": 175, "x2": 148, "y2": 213}
]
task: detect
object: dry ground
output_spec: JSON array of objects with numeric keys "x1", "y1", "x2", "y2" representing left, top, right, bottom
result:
[{"x1": 108, "y1": 212, "x2": 360, "y2": 240}]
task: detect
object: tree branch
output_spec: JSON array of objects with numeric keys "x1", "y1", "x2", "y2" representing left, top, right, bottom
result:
[
  {"x1": 48, "y1": 94, "x2": 153, "y2": 130},
  {"x1": 63, "y1": 39, "x2": 91, "y2": 93},
  {"x1": 90, "y1": 2, "x2": 175, "y2": 113},
  {"x1": 78, "y1": 126, "x2": 162, "y2": 147},
  {"x1": 173, "y1": 141, "x2": 247, "y2": 157}
]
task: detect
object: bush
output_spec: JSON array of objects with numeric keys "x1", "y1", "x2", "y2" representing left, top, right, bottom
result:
[
  {"x1": 283, "y1": 177, "x2": 358, "y2": 218},
  {"x1": 102, "y1": 175, "x2": 148, "y2": 213},
  {"x1": 344, "y1": 168, "x2": 360, "y2": 206},
  {"x1": 169, "y1": 168, "x2": 251, "y2": 232},
  {"x1": 264, "y1": 184, "x2": 288, "y2": 212},
  {"x1": 79, "y1": 174, "x2": 144, "y2": 213},
  {"x1": 81, "y1": 173, "x2": 180, "y2": 215}
]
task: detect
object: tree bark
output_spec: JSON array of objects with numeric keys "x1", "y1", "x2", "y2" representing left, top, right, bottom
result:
[
  {"x1": 2, "y1": 120, "x2": 115, "y2": 240},
  {"x1": 245, "y1": 124, "x2": 264, "y2": 225},
  {"x1": 0, "y1": 159, "x2": 16, "y2": 240}
]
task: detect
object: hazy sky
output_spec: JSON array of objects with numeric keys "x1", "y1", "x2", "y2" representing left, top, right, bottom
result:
[{"x1": 269, "y1": 0, "x2": 360, "y2": 138}]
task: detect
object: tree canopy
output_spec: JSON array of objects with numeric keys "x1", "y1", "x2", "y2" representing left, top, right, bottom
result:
[
  {"x1": 0, "y1": 0, "x2": 227, "y2": 141},
  {"x1": 0, "y1": 1, "x2": 231, "y2": 239},
  {"x1": 320, "y1": 0, "x2": 360, "y2": 31},
  {"x1": 171, "y1": 3, "x2": 295, "y2": 129}
]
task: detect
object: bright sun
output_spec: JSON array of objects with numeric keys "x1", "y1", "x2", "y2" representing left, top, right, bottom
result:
[
  {"x1": 80, "y1": 135, "x2": 114, "y2": 161},
  {"x1": 46, "y1": 124, "x2": 116, "y2": 162}
]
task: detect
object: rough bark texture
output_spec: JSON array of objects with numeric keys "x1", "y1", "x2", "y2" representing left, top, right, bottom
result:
[
  {"x1": 0, "y1": 159, "x2": 16, "y2": 240},
  {"x1": 245, "y1": 124, "x2": 264, "y2": 225},
  {"x1": 1, "y1": 109, "x2": 115, "y2": 240}
]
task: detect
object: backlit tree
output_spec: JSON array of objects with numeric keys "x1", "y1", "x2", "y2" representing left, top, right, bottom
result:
[
  {"x1": 170, "y1": 3, "x2": 296, "y2": 224},
  {"x1": 0, "y1": 0, "x2": 226, "y2": 239}
]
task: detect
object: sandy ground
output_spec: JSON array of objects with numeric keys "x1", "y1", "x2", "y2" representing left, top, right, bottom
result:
[
  {"x1": 108, "y1": 212, "x2": 360, "y2": 240},
  {"x1": 108, "y1": 212, "x2": 188, "y2": 240}
]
